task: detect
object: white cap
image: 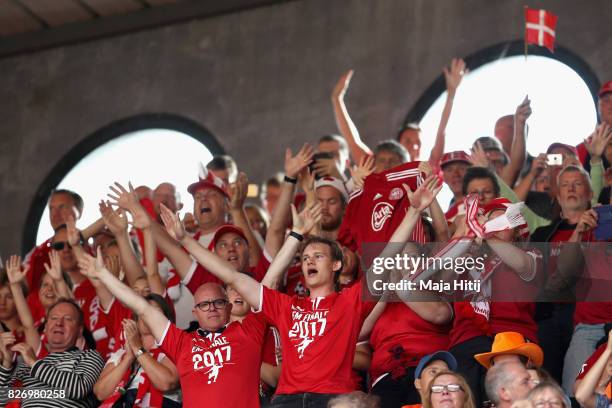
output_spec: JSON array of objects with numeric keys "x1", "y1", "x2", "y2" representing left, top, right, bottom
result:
[{"x1": 314, "y1": 177, "x2": 349, "y2": 202}]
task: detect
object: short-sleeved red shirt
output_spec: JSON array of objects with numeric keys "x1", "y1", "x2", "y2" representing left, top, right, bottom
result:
[
  {"x1": 254, "y1": 283, "x2": 366, "y2": 395},
  {"x1": 158, "y1": 314, "x2": 266, "y2": 408}
]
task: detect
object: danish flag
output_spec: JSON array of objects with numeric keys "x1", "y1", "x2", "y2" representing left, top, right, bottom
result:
[{"x1": 524, "y1": 7, "x2": 558, "y2": 53}]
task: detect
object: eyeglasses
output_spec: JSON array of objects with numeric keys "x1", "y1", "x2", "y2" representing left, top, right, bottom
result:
[
  {"x1": 431, "y1": 384, "x2": 464, "y2": 393},
  {"x1": 50, "y1": 241, "x2": 71, "y2": 251},
  {"x1": 195, "y1": 299, "x2": 228, "y2": 312},
  {"x1": 534, "y1": 400, "x2": 563, "y2": 408}
]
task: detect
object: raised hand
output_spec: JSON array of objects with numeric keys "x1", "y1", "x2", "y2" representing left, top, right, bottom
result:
[
  {"x1": 44, "y1": 250, "x2": 63, "y2": 281},
  {"x1": 77, "y1": 247, "x2": 105, "y2": 280},
  {"x1": 108, "y1": 182, "x2": 139, "y2": 211},
  {"x1": 229, "y1": 172, "x2": 249, "y2": 210},
  {"x1": 443, "y1": 58, "x2": 467, "y2": 95},
  {"x1": 515, "y1": 95, "x2": 532, "y2": 126},
  {"x1": 99, "y1": 200, "x2": 128, "y2": 235},
  {"x1": 298, "y1": 167, "x2": 316, "y2": 194},
  {"x1": 182, "y1": 212, "x2": 198, "y2": 234},
  {"x1": 418, "y1": 160, "x2": 434, "y2": 178},
  {"x1": 11, "y1": 343, "x2": 37, "y2": 367},
  {"x1": 291, "y1": 203, "x2": 323, "y2": 236},
  {"x1": 585, "y1": 123, "x2": 612, "y2": 161},
  {"x1": 159, "y1": 203, "x2": 186, "y2": 242},
  {"x1": 529, "y1": 153, "x2": 547, "y2": 177},
  {"x1": 285, "y1": 144, "x2": 314, "y2": 178},
  {"x1": 6, "y1": 255, "x2": 25, "y2": 285},
  {"x1": 404, "y1": 175, "x2": 443, "y2": 212},
  {"x1": 128, "y1": 199, "x2": 152, "y2": 230},
  {"x1": 332, "y1": 69, "x2": 354, "y2": 101},
  {"x1": 65, "y1": 215, "x2": 82, "y2": 247},
  {"x1": 349, "y1": 155, "x2": 375, "y2": 190},
  {"x1": 469, "y1": 142, "x2": 490, "y2": 168},
  {"x1": 122, "y1": 319, "x2": 144, "y2": 356}
]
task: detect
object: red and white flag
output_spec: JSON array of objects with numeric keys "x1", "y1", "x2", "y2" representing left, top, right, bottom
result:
[{"x1": 524, "y1": 7, "x2": 558, "y2": 53}]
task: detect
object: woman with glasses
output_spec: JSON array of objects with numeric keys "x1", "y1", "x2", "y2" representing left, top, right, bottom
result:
[
  {"x1": 94, "y1": 294, "x2": 181, "y2": 407},
  {"x1": 528, "y1": 382, "x2": 571, "y2": 408},
  {"x1": 423, "y1": 371, "x2": 475, "y2": 408}
]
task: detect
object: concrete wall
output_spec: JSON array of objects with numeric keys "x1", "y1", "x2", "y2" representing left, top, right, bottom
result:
[{"x1": 0, "y1": 0, "x2": 610, "y2": 254}]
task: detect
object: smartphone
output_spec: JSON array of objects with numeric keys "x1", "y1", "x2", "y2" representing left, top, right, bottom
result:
[
  {"x1": 309, "y1": 152, "x2": 335, "y2": 179},
  {"x1": 546, "y1": 154, "x2": 563, "y2": 166}
]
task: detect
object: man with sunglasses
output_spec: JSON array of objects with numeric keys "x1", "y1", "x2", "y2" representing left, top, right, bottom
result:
[{"x1": 79, "y1": 248, "x2": 268, "y2": 408}]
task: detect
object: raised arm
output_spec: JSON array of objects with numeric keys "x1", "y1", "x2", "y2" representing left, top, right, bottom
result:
[
  {"x1": 94, "y1": 346, "x2": 135, "y2": 401},
  {"x1": 513, "y1": 153, "x2": 547, "y2": 201},
  {"x1": 261, "y1": 203, "x2": 322, "y2": 290},
  {"x1": 265, "y1": 145, "x2": 314, "y2": 257},
  {"x1": 331, "y1": 70, "x2": 373, "y2": 164},
  {"x1": 229, "y1": 172, "x2": 262, "y2": 267},
  {"x1": 6, "y1": 256, "x2": 41, "y2": 352},
  {"x1": 108, "y1": 182, "x2": 193, "y2": 279},
  {"x1": 142, "y1": 227, "x2": 164, "y2": 296},
  {"x1": 78, "y1": 248, "x2": 169, "y2": 342},
  {"x1": 159, "y1": 204, "x2": 262, "y2": 308},
  {"x1": 428, "y1": 58, "x2": 466, "y2": 165},
  {"x1": 500, "y1": 96, "x2": 531, "y2": 186},
  {"x1": 99, "y1": 200, "x2": 146, "y2": 287},
  {"x1": 485, "y1": 238, "x2": 538, "y2": 281},
  {"x1": 575, "y1": 330, "x2": 612, "y2": 408}
]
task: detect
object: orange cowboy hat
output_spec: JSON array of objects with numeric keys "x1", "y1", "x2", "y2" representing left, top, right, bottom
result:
[{"x1": 474, "y1": 332, "x2": 543, "y2": 369}]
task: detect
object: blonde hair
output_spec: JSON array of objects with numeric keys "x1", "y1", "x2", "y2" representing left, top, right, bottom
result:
[{"x1": 423, "y1": 371, "x2": 476, "y2": 408}]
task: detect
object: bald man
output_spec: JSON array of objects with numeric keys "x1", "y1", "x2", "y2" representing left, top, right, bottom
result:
[{"x1": 84, "y1": 252, "x2": 267, "y2": 408}]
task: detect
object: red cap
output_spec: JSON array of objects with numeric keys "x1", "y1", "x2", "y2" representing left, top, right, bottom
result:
[
  {"x1": 546, "y1": 143, "x2": 578, "y2": 157},
  {"x1": 188, "y1": 165, "x2": 229, "y2": 198},
  {"x1": 598, "y1": 81, "x2": 612, "y2": 97},
  {"x1": 440, "y1": 151, "x2": 471, "y2": 168},
  {"x1": 211, "y1": 224, "x2": 248, "y2": 250}
]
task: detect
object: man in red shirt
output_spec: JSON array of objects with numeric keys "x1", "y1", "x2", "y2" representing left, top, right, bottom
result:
[
  {"x1": 531, "y1": 165, "x2": 605, "y2": 395},
  {"x1": 158, "y1": 174, "x2": 442, "y2": 407},
  {"x1": 80, "y1": 255, "x2": 267, "y2": 408}
]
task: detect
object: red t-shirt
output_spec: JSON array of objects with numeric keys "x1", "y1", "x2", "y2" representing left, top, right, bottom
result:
[
  {"x1": 449, "y1": 300, "x2": 490, "y2": 348},
  {"x1": 158, "y1": 314, "x2": 266, "y2": 408},
  {"x1": 254, "y1": 283, "x2": 366, "y2": 395},
  {"x1": 26, "y1": 292, "x2": 47, "y2": 328},
  {"x1": 337, "y1": 162, "x2": 426, "y2": 254},
  {"x1": 101, "y1": 297, "x2": 134, "y2": 354},
  {"x1": 73, "y1": 279, "x2": 111, "y2": 357},
  {"x1": 183, "y1": 254, "x2": 270, "y2": 295},
  {"x1": 369, "y1": 302, "x2": 450, "y2": 383},
  {"x1": 576, "y1": 343, "x2": 606, "y2": 380},
  {"x1": 546, "y1": 225, "x2": 610, "y2": 325}
]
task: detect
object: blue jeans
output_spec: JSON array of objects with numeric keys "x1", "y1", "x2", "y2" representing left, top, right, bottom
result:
[
  {"x1": 562, "y1": 323, "x2": 605, "y2": 395},
  {"x1": 271, "y1": 393, "x2": 338, "y2": 408}
]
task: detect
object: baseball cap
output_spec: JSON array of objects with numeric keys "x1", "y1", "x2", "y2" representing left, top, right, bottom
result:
[
  {"x1": 598, "y1": 81, "x2": 612, "y2": 97},
  {"x1": 474, "y1": 331, "x2": 543, "y2": 369},
  {"x1": 440, "y1": 151, "x2": 471, "y2": 168},
  {"x1": 314, "y1": 177, "x2": 349, "y2": 202},
  {"x1": 473, "y1": 136, "x2": 503, "y2": 152},
  {"x1": 187, "y1": 166, "x2": 229, "y2": 198},
  {"x1": 546, "y1": 142, "x2": 578, "y2": 157},
  {"x1": 414, "y1": 351, "x2": 458, "y2": 380},
  {"x1": 211, "y1": 224, "x2": 248, "y2": 249}
]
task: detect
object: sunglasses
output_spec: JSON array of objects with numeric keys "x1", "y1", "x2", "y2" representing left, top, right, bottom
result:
[
  {"x1": 195, "y1": 299, "x2": 228, "y2": 312},
  {"x1": 431, "y1": 384, "x2": 463, "y2": 393},
  {"x1": 50, "y1": 241, "x2": 72, "y2": 251}
]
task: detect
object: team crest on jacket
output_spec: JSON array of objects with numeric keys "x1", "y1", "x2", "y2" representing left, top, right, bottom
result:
[
  {"x1": 389, "y1": 187, "x2": 403, "y2": 200},
  {"x1": 372, "y1": 202, "x2": 393, "y2": 231}
]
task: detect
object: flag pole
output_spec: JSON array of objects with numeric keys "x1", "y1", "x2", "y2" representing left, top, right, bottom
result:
[{"x1": 523, "y1": 5, "x2": 529, "y2": 60}]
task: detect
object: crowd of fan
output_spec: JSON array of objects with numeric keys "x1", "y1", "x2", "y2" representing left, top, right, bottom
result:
[{"x1": 0, "y1": 58, "x2": 611, "y2": 408}]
